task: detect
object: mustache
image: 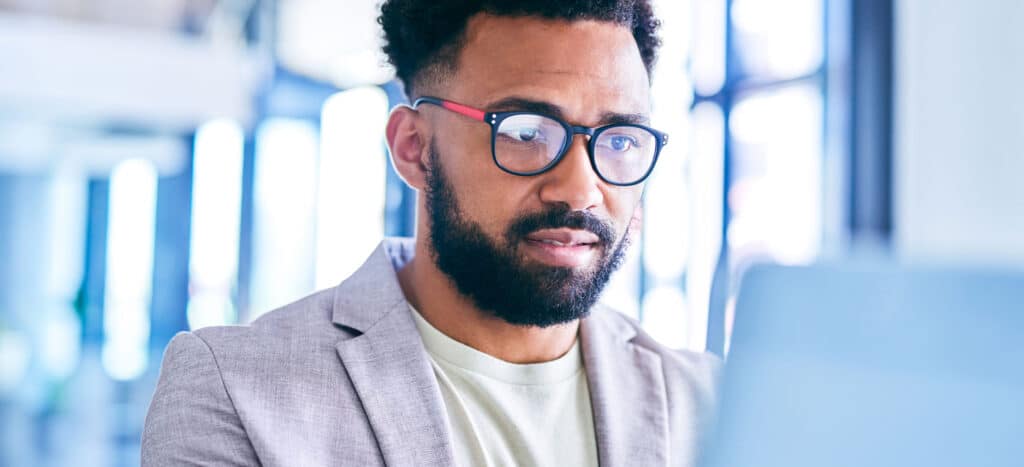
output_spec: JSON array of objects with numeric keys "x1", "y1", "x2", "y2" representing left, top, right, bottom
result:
[{"x1": 505, "y1": 206, "x2": 616, "y2": 246}]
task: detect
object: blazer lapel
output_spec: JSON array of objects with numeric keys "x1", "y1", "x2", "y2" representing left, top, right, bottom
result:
[
  {"x1": 581, "y1": 308, "x2": 669, "y2": 467},
  {"x1": 332, "y1": 239, "x2": 455, "y2": 466}
]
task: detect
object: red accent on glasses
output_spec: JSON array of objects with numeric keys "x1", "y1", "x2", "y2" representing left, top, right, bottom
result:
[{"x1": 440, "y1": 101, "x2": 487, "y2": 122}]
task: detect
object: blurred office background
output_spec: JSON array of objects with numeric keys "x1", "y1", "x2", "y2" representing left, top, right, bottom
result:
[{"x1": 0, "y1": 0, "x2": 1020, "y2": 465}]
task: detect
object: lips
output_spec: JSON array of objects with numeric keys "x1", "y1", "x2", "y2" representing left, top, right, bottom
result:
[{"x1": 524, "y1": 228, "x2": 601, "y2": 247}]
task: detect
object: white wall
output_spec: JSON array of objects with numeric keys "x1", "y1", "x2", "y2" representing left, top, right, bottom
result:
[{"x1": 895, "y1": 0, "x2": 1024, "y2": 265}]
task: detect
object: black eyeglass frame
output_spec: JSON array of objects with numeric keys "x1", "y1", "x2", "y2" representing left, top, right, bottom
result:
[{"x1": 412, "y1": 96, "x2": 669, "y2": 187}]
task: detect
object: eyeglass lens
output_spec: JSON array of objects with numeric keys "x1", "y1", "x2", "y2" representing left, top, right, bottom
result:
[{"x1": 494, "y1": 114, "x2": 658, "y2": 184}]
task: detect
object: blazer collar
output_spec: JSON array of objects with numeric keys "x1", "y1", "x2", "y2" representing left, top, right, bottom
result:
[
  {"x1": 331, "y1": 237, "x2": 416, "y2": 333},
  {"x1": 333, "y1": 238, "x2": 456, "y2": 466},
  {"x1": 581, "y1": 307, "x2": 670, "y2": 467}
]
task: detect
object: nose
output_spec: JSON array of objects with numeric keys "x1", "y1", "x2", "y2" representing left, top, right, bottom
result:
[{"x1": 537, "y1": 135, "x2": 604, "y2": 211}]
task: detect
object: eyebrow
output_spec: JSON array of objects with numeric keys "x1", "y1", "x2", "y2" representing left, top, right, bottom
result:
[{"x1": 484, "y1": 96, "x2": 650, "y2": 126}]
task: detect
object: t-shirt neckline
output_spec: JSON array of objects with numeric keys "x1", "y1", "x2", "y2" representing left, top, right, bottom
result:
[{"x1": 408, "y1": 305, "x2": 583, "y2": 385}]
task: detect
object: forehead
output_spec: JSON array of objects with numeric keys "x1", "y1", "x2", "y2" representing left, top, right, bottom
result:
[{"x1": 444, "y1": 14, "x2": 651, "y2": 122}]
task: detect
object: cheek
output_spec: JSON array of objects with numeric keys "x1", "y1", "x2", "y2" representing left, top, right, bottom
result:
[
  {"x1": 458, "y1": 183, "x2": 516, "y2": 236},
  {"x1": 440, "y1": 146, "x2": 527, "y2": 237},
  {"x1": 606, "y1": 187, "x2": 644, "y2": 234}
]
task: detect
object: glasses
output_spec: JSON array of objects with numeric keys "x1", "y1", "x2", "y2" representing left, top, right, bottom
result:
[{"x1": 413, "y1": 96, "x2": 668, "y2": 186}]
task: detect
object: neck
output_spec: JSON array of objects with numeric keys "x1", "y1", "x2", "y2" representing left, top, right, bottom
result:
[{"x1": 397, "y1": 235, "x2": 580, "y2": 364}]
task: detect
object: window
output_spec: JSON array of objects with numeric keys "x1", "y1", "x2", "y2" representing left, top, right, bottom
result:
[
  {"x1": 187, "y1": 119, "x2": 245, "y2": 330},
  {"x1": 625, "y1": 0, "x2": 831, "y2": 353},
  {"x1": 102, "y1": 158, "x2": 158, "y2": 381},
  {"x1": 249, "y1": 118, "x2": 320, "y2": 318},
  {"x1": 315, "y1": 87, "x2": 390, "y2": 290}
]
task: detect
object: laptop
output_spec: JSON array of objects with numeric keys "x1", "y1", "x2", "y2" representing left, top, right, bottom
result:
[{"x1": 699, "y1": 261, "x2": 1024, "y2": 467}]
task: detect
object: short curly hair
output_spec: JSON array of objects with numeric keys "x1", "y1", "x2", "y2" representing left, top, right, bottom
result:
[{"x1": 379, "y1": 0, "x2": 662, "y2": 97}]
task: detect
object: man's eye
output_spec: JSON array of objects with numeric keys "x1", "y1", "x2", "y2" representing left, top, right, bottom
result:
[
  {"x1": 606, "y1": 135, "x2": 639, "y2": 152},
  {"x1": 515, "y1": 127, "x2": 541, "y2": 142},
  {"x1": 501, "y1": 126, "x2": 544, "y2": 142}
]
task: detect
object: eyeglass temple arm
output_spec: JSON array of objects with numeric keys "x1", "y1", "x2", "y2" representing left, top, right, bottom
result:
[{"x1": 413, "y1": 97, "x2": 488, "y2": 122}]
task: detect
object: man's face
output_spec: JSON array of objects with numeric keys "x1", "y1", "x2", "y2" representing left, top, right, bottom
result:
[{"x1": 421, "y1": 14, "x2": 651, "y2": 327}]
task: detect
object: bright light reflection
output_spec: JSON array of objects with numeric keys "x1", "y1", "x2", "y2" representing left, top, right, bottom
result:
[
  {"x1": 0, "y1": 331, "x2": 30, "y2": 394},
  {"x1": 316, "y1": 87, "x2": 389, "y2": 290},
  {"x1": 40, "y1": 307, "x2": 80, "y2": 381},
  {"x1": 250, "y1": 119, "x2": 319, "y2": 318},
  {"x1": 647, "y1": 0, "x2": 694, "y2": 283},
  {"x1": 644, "y1": 165, "x2": 691, "y2": 281},
  {"x1": 728, "y1": 85, "x2": 823, "y2": 265},
  {"x1": 652, "y1": 0, "x2": 694, "y2": 103},
  {"x1": 102, "y1": 158, "x2": 158, "y2": 381},
  {"x1": 641, "y1": 286, "x2": 690, "y2": 349},
  {"x1": 691, "y1": 0, "x2": 727, "y2": 95},
  {"x1": 641, "y1": 0, "x2": 706, "y2": 350},
  {"x1": 731, "y1": 0, "x2": 824, "y2": 79},
  {"x1": 686, "y1": 102, "x2": 725, "y2": 352},
  {"x1": 188, "y1": 119, "x2": 245, "y2": 330},
  {"x1": 276, "y1": 0, "x2": 393, "y2": 87},
  {"x1": 42, "y1": 165, "x2": 86, "y2": 380}
]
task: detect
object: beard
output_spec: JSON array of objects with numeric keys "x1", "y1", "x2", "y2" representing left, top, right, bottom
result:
[{"x1": 424, "y1": 143, "x2": 630, "y2": 328}]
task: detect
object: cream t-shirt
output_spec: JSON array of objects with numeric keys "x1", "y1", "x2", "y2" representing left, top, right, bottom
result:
[{"x1": 409, "y1": 306, "x2": 599, "y2": 467}]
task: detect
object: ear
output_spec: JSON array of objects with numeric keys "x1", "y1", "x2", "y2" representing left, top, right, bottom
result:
[{"x1": 386, "y1": 105, "x2": 430, "y2": 191}]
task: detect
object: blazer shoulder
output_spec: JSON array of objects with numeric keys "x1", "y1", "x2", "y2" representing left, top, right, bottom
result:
[
  {"x1": 190, "y1": 287, "x2": 340, "y2": 346},
  {"x1": 248, "y1": 286, "x2": 337, "y2": 333},
  {"x1": 179, "y1": 287, "x2": 351, "y2": 388},
  {"x1": 143, "y1": 332, "x2": 259, "y2": 465}
]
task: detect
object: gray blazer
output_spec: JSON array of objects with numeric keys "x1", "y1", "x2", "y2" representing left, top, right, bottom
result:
[{"x1": 141, "y1": 238, "x2": 719, "y2": 467}]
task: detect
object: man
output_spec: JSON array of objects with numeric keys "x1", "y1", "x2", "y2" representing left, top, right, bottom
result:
[{"x1": 142, "y1": 1, "x2": 719, "y2": 466}]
